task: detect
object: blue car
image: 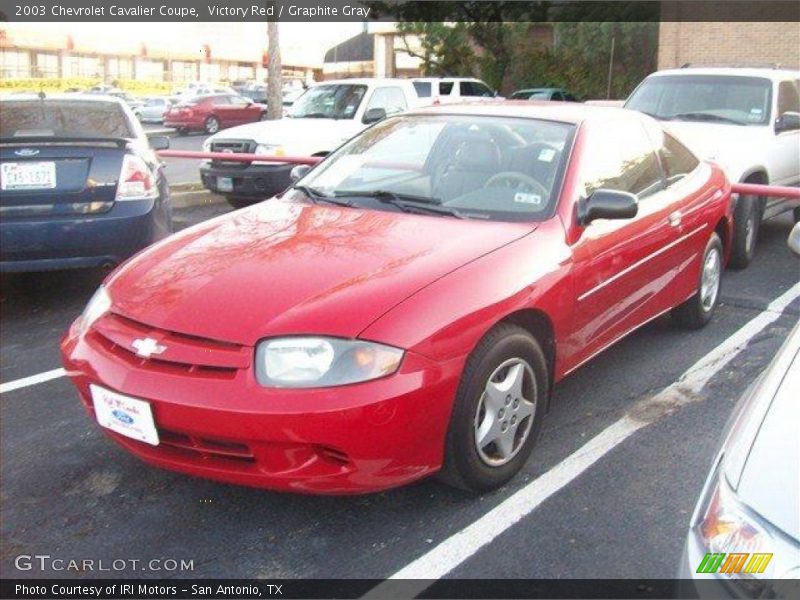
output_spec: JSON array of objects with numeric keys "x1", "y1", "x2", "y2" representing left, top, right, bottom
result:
[{"x1": 0, "y1": 94, "x2": 172, "y2": 272}]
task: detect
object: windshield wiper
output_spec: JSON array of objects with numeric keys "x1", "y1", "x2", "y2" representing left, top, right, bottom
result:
[
  {"x1": 333, "y1": 189, "x2": 465, "y2": 218},
  {"x1": 294, "y1": 112, "x2": 330, "y2": 119},
  {"x1": 669, "y1": 112, "x2": 745, "y2": 125},
  {"x1": 292, "y1": 185, "x2": 353, "y2": 207}
]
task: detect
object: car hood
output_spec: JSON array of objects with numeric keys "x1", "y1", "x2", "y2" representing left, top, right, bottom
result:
[
  {"x1": 107, "y1": 198, "x2": 534, "y2": 346},
  {"x1": 663, "y1": 121, "x2": 767, "y2": 164},
  {"x1": 209, "y1": 117, "x2": 361, "y2": 154},
  {"x1": 733, "y1": 344, "x2": 799, "y2": 541},
  {"x1": 722, "y1": 323, "x2": 800, "y2": 542}
]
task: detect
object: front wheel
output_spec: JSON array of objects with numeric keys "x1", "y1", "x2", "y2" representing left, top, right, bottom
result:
[
  {"x1": 729, "y1": 195, "x2": 760, "y2": 269},
  {"x1": 440, "y1": 323, "x2": 548, "y2": 492},
  {"x1": 204, "y1": 116, "x2": 220, "y2": 134},
  {"x1": 672, "y1": 232, "x2": 723, "y2": 330}
]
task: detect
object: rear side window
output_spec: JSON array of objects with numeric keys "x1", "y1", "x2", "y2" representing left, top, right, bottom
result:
[
  {"x1": 777, "y1": 80, "x2": 800, "y2": 115},
  {"x1": 659, "y1": 132, "x2": 700, "y2": 184},
  {"x1": 413, "y1": 81, "x2": 432, "y2": 98},
  {"x1": 581, "y1": 118, "x2": 664, "y2": 199},
  {"x1": 461, "y1": 81, "x2": 494, "y2": 97},
  {"x1": 439, "y1": 81, "x2": 454, "y2": 95},
  {"x1": 0, "y1": 100, "x2": 133, "y2": 139}
]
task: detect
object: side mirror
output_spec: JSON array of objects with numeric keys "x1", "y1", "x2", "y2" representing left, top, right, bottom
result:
[
  {"x1": 149, "y1": 135, "x2": 170, "y2": 151},
  {"x1": 363, "y1": 107, "x2": 387, "y2": 125},
  {"x1": 290, "y1": 164, "x2": 312, "y2": 183},
  {"x1": 789, "y1": 222, "x2": 800, "y2": 257},
  {"x1": 577, "y1": 189, "x2": 638, "y2": 225},
  {"x1": 775, "y1": 112, "x2": 800, "y2": 134}
]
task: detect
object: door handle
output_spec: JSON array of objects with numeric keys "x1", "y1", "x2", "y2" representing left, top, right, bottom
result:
[{"x1": 668, "y1": 211, "x2": 682, "y2": 227}]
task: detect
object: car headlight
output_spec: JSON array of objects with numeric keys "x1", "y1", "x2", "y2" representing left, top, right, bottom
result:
[
  {"x1": 695, "y1": 461, "x2": 774, "y2": 580},
  {"x1": 255, "y1": 337, "x2": 404, "y2": 388},
  {"x1": 255, "y1": 143, "x2": 285, "y2": 156},
  {"x1": 78, "y1": 285, "x2": 111, "y2": 334},
  {"x1": 202, "y1": 139, "x2": 212, "y2": 152}
]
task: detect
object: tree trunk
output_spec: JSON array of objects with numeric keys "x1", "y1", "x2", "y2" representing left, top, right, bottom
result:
[{"x1": 266, "y1": 20, "x2": 282, "y2": 120}]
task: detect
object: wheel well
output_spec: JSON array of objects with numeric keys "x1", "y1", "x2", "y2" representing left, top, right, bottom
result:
[
  {"x1": 499, "y1": 309, "x2": 556, "y2": 398},
  {"x1": 714, "y1": 217, "x2": 729, "y2": 254}
]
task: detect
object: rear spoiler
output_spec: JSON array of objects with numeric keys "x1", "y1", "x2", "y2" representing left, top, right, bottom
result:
[{"x1": 0, "y1": 136, "x2": 130, "y2": 148}]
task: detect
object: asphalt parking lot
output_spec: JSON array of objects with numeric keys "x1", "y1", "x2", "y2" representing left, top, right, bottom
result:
[{"x1": 0, "y1": 205, "x2": 798, "y2": 582}]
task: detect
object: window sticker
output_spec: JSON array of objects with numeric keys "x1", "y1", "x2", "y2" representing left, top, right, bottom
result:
[
  {"x1": 514, "y1": 192, "x2": 543, "y2": 205},
  {"x1": 538, "y1": 148, "x2": 556, "y2": 162}
]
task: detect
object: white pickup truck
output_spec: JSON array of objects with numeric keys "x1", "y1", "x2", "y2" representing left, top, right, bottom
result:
[
  {"x1": 625, "y1": 67, "x2": 800, "y2": 268},
  {"x1": 200, "y1": 78, "x2": 421, "y2": 208}
]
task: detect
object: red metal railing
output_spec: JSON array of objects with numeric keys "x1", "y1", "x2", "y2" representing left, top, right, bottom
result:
[
  {"x1": 730, "y1": 182, "x2": 800, "y2": 200},
  {"x1": 158, "y1": 150, "x2": 322, "y2": 166},
  {"x1": 157, "y1": 151, "x2": 800, "y2": 200}
]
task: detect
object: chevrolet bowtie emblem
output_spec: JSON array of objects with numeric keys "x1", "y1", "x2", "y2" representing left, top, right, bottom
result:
[{"x1": 131, "y1": 337, "x2": 166, "y2": 358}]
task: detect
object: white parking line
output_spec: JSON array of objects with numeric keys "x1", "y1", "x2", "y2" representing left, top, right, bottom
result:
[
  {"x1": 0, "y1": 368, "x2": 66, "y2": 395},
  {"x1": 366, "y1": 281, "x2": 800, "y2": 596}
]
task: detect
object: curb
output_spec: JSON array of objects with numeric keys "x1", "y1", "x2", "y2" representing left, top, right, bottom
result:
[{"x1": 170, "y1": 188, "x2": 225, "y2": 209}]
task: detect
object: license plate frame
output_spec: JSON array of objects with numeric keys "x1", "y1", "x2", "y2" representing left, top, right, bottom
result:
[
  {"x1": 0, "y1": 161, "x2": 57, "y2": 191},
  {"x1": 90, "y1": 384, "x2": 160, "y2": 446}
]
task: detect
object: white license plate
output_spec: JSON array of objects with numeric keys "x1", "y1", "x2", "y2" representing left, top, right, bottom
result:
[
  {"x1": 217, "y1": 176, "x2": 233, "y2": 192},
  {"x1": 0, "y1": 161, "x2": 57, "y2": 190},
  {"x1": 90, "y1": 384, "x2": 160, "y2": 446}
]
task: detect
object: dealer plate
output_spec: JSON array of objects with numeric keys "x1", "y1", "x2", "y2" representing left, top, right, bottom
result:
[
  {"x1": 217, "y1": 176, "x2": 233, "y2": 192},
  {"x1": 90, "y1": 384, "x2": 160, "y2": 446},
  {"x1": 1, "y1": 161, "x2": 56, "y2": 191}
]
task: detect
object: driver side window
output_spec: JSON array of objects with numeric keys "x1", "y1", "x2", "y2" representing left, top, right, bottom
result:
[{"x1": 364, "y1": 87, "x2": 408, "y2": 120}]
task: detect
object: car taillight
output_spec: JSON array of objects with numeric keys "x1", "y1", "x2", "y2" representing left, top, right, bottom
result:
[{"x1": 116, "y1": 154, "x2": 158, "y2": 200}]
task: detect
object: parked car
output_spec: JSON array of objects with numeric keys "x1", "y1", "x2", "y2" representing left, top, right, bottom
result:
[
  {"x1": 412, "y1": 77, "x2": 498, "y2": 103},
  {"x1": 510, "y1": 88, "x2": 579, "y2": 101},
  {"x1": 625, "y1": 66, "x2": 800, "y2": 268},
  {"x1": 135, "y1": 97, "x2": 173, "y2": 124},
  {"x1": 62, "y1": 103, "x2": 731, "y2": 494},
  {"x1": 241, "y1": 84, "x2": 268, "y2": 105},
  {"x1": 164, "y1": 93, "x2": 267, "y2": 135},
  {"x1": 199, "y1": 78, "x2": 421, "y2": 208},
  {"x1": 678, "y1": 313, "x2": 799, "y2": 595},
  {"x1": 0, "y1": 94, "x2": 172, "y2": 272}
]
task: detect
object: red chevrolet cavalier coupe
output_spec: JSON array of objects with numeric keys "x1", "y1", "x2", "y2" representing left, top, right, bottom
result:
[{"x1": 62, "y1": 103, "x2": 732, "y2": 494}]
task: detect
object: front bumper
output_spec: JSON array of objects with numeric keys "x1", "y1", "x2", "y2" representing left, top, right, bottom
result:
[
  {"x1": 200, "y1": 161, "x2": 293, "y2": 199},
  {"x1": 0, "y1": 198, "x2": 170, "y2": 273},
  {"x1": 61, "y1": 317, "x2": 463, "y2": 494}
]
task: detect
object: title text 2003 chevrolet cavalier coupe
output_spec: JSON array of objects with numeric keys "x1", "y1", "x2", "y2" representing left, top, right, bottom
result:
[{"x1": 62, "y1": 103, "x2": 732, "y2": 494}]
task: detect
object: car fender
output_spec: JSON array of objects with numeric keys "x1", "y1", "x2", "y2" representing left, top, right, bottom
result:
[{"x1": 359, "y1": 218, "x2": 575, "y2": 376}]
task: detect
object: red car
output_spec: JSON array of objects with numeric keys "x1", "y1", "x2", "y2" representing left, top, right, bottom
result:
[
  {"x1": 62, "y1": 104, "x2": 732, "y2": 494},
  {"x1": 164, "y1": 93, "x2": 266, "y2": 135}
]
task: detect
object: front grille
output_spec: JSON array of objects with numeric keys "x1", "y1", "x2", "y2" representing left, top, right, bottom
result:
[
  {"x1": 210, "y1": 139, "x2": 256, "y2": 169},
  {"x1": 91, "y1": 312, "x2": 249, "y2": 379}
]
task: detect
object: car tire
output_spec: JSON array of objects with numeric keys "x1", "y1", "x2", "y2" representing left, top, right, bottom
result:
[
  {"x1": 260, "y1": 111, "x2": 268, "y2": 121},
  {"x1": 729, "y1": 194, "x2": 760, "y2": 269},
  {"x1": 793, "y1": 206, "x2": 800, "y2": 223},
  {"x1": 440, "y1": 323, "x2": 548, "y2": 493},
  {"x1": 176, "y1": 128, "x2": 188, "y2": 136},
  {"x1": 672, "y1": 232, "x2": 723, "y2": 330},
  {"x1": 226, "y1": 196, "x2": 257, "y2": 209},
  {"x1": 205, "y1": 116, "x2": 220, "y2": 134}
]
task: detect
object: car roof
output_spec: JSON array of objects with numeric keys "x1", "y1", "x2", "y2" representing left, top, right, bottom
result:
[
  {"x1": 513, "y1": 88, "x2": 564, "y2": 94},
  {"x1": 648, "y1": 67, "x2": 799, "y2": 79},
  {"x1": 0, "y1": 93, "x2": 127, "y2": 105},
  {"x1": 313, "y1": 78, "x2": 414, "y2": 87},
  {"x1": 407, "y1": 100, "x2": 638, "y2": 125}
]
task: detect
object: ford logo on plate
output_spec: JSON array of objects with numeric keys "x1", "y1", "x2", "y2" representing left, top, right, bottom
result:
[
  {"x1": 14, "y1": 148, "x2": 40, "y2": 157},
  {"x1": 112, "y1": 409, "x2": 134, "y2": 425}
]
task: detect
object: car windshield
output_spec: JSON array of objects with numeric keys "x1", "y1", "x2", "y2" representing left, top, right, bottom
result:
[
  {"x1": 295, "y1": 114, "x2": 574, "y2": 222},
  {"x1": 0, "y1": 100, "x2": 133, "y2": 139},
  {"x1": 625, "y1": 74, "x2": 772, "y2": 125},
  {"x1": 287, "y1": 84, "x2": 367, "y2": 120}
]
